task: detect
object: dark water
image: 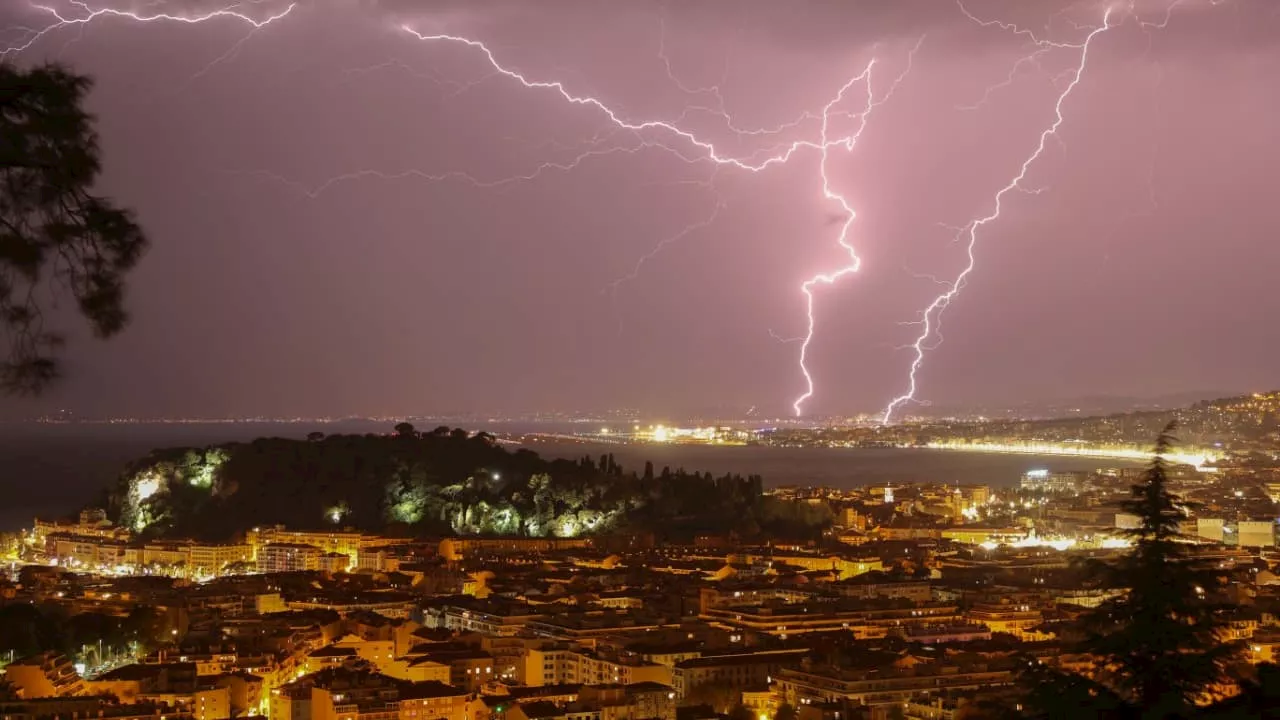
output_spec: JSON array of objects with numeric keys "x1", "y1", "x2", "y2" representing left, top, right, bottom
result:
[{"x1": 0, "y1": 421, "x2": 1145, "y2": 532}]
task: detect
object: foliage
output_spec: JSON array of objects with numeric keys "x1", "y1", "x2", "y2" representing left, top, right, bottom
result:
[
  {"x1": 1198, "y1": 663, "x2": 1280, "y2": 719},
  {"x1": 682, "y1": 681, "x2": 740, "y2": 713},
  {"x1": 103, "y1": 426, "x2": 823, "y2": 542},
  {"x1": 0, "y1": 63, "x2": 147, "y2": 394},
  {"x1": 1022, "y1": 422, "x2": 1241, "y2": 719},
  {"x1": 0, "y1": 604, "x2": 165, "y2": 661}
]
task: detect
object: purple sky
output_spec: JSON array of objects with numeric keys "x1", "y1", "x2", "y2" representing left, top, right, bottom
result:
[{"x1": 3, "y1": 0, "x2": 1279, "y2": 419}]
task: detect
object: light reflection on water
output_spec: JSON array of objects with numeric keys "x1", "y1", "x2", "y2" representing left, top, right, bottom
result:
[{"x1": 0, "y1": 421, "x2": 1147, "y2": 531}]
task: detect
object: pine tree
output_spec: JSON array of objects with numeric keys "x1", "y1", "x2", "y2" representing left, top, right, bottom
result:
[
  {"x1": 1024, "y1": 422, "x2": 1241, "y2": 719},
  {"x1": 1, "y1": 63, "x2": 147, "y2": 393}
]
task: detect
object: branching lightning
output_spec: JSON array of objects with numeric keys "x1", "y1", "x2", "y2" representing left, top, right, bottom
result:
[
  {"x1": 5, "y1": 0, "x2": 1236, "y2": 421},
  {"x1": 2, "y1": 0, "x2": 296, "y2": 58},
  {"x1": 608, "y1": 196, "x2": 728, "y2": 293},
  {"x1": 880, "y1": 5, "x2": 1115, "y2": 424},
  {"x1": 392, "y1": 27, "x2": 926, "y2": 418},
  {"x1": 792, "y1": 38, "x2": 922, "y2": 416}
]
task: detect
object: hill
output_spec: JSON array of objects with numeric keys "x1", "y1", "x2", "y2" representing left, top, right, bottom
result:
[{"x1": 100, "y1": 424, "x2": 829, "y2": 542}]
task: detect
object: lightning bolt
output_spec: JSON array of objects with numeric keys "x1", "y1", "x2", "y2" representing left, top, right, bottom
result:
[
  {"x1": 237, "y1": 138, "x2": 703, "y2": 198},
  {"x1": 397, "y1": 27, "x2": 872, "y2": 175},
  {"x1": 7, "y1": 0, "x2": 1233, "y2": 421},
  {"x1": 608, "y1": 196, "x2": 728, "y2": 293},
  {"x1": 393, "y1": 27, "x2": 926, "y2": 418},
  {"x1": 791, "y1": 37, "x2": 923, "y2": 416},
  {"x1": 2, "y1": 0, "x2": 296, "y2": 58},
  {"x1": 880, "y1": 6, "x2": 1115, "y2": 424},
  {"x1": 768, "y1": 329, "x2": 804, "y2": 345},
  {"x1": 1, "y1": 0, "x2": 921, "y2": 419},
  {"x1": 957, "y1": 47, "x2": 1051, "y2": 111}
]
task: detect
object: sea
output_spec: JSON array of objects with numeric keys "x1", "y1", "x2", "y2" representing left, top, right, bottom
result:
[{"x1": 0, "y1": 420, "x2": 1146, "y2": 532}]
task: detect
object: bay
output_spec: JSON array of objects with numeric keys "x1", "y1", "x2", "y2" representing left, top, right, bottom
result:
[{"x1": 0, "y1": 421, "x2": 1146, "y2": 531}]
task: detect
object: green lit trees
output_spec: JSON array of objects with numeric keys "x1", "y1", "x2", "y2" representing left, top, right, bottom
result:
[
  {"x1": 1, "y1": 64, "x2": 147, "y2": 393},
  {"x1": 105, "y1": 425, "x2": 826, "y2": 542}
]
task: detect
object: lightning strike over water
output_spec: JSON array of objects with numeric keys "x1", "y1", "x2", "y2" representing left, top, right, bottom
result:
[
  {"x1": 4, "y1": 0, "x2": 1255, "y2": 420},
  {"x1": 880, "y1": 7, "x2": 1115, "y2": 424},
  {"x1": 395, "y1": 27, "x2": 925, "y2": 419}
]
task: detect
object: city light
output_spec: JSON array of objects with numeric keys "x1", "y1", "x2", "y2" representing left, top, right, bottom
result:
[
  {"x1": 134, "y1": 477, "x2": 160, "y2": 501},
  {"x1": 924, "y1": 439, "x2": 1220, "y2": 470}
]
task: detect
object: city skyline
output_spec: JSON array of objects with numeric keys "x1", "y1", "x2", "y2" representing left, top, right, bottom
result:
[{"x1": 3, "y1": 0, "x2": 1278, "y2": 419}]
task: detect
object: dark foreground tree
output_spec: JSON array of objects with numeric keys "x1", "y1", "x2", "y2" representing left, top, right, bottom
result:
[
  {"x1": 1022, "y1": 422, "x2": 1240, "y2": 719},
  {"x1": 1, "y1": 63, "x2": 146, "y2": 393}
]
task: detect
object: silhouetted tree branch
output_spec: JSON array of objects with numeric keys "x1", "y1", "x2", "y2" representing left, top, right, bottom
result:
[{"x1": 0, "y1": 63, "x2": 147, "y2": 394}]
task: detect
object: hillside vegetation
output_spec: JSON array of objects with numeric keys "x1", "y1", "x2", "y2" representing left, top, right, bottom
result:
[{"x1": 102, "y1": 425, "x2": 830, "y2": 541}]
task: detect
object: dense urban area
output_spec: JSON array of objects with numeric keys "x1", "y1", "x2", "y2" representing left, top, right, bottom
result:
[
  {"x1": 3, "y1": 401, "x2": 1280, "y2": 720},
  {"x1": 573, "y1": 392, "x2": 1280, "y2": 464}
]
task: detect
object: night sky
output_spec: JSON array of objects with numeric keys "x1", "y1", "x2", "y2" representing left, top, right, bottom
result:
[{"x1": 3, "y1": 0, "x2": 1278, "y2": 419}]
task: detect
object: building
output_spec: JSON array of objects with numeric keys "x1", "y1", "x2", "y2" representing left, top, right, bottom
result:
[
  {"x1": 837, "y1": 508, "x2": 866, "y2": 530},
  {"x1": 1197, "y1": 518, "x2": 1225, "y2": 544},
  {"x1": 1020, "y1": 470, "x2": 1085, "y2": 494},
  {"x1": 319, "y1": 552, "x2": 352, "y2": 574},
  {"x1": 939, "y1": 527, "x2": 1025, "y2": 546},
  {"x1": 701, "y1": 602, "x2": 959, "y2": 639},
  {"x1": 671, "y1": 650, "x2": 809, "y2": 699},
  {"x1": 1115, "y1": 513, "x2": 1142, "y2": 531},
  {"x1": 966, "y1": 603, "x2": 1043, "y2": 639},
  {"x1": 437, "y1": 537, "x2": 591, "y2": 562},
  {"x1": 832, "y1": 575, "x2": 932, "y2": 603},
  {"x1": 188, "y1": 543, "x2": 253, "y2": 574},
  {"x1": 143, "y1": 542, "x2": 193, "y2": 568},
  {"x1": 775, "y1": 663, "x2": 1013, "y2": 708},
  {"x1": 258, "y1": 543, "x2": 322, "y2": 573},
  {"x1": 4, "y1": 652, "x2": 85, "y2": 698},
  {"x1": 1237, "y1": 521, "x2": 1276, "y2": 548},
  {"x1": 896, "y1": 624, "x2": 992, "y2": 644},
  {"x1": 522, "y1": 647, "x2": 671, "y2": 688},
  {"x1": 724, "y1": 552, "x2": 882, "y2": 580},
  {"x1": 247, "y1": 527, "x2": 371, "y2": 566},
  {"x1": 47, "y1": 533, "x2": 128, "y2": 570},
  {"x1": 271, "y1": 667, "x2": 471, "y2": 720}
]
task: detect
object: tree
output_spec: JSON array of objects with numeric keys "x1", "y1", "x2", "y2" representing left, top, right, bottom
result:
[
  {"x1": 774, "y1": 703, "x2": 798, "y2": 720},
  {"x1": 1, "y1": 64, "x2": 147, "y2": 394},
  {"x1": 393, "y1": 422, "x2": 416, "y2": 438},
  {"x1": 1200, "y1": 663, "x2": 1280, "y2": 719},
  {"x1": 681, "y1": 681, "x2": 739, "y2": 713},
  {"x1": 726, "y1": 705, "x2": 755, "y2": 720},
  {"x1": 1023, "y1": 422, "x2": 1240, "y2": 718}
]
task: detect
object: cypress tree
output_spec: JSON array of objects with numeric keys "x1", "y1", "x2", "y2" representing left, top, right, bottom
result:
[{"x1": 1024, "y1": 422, "x2": 1241, "y2": 719}]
